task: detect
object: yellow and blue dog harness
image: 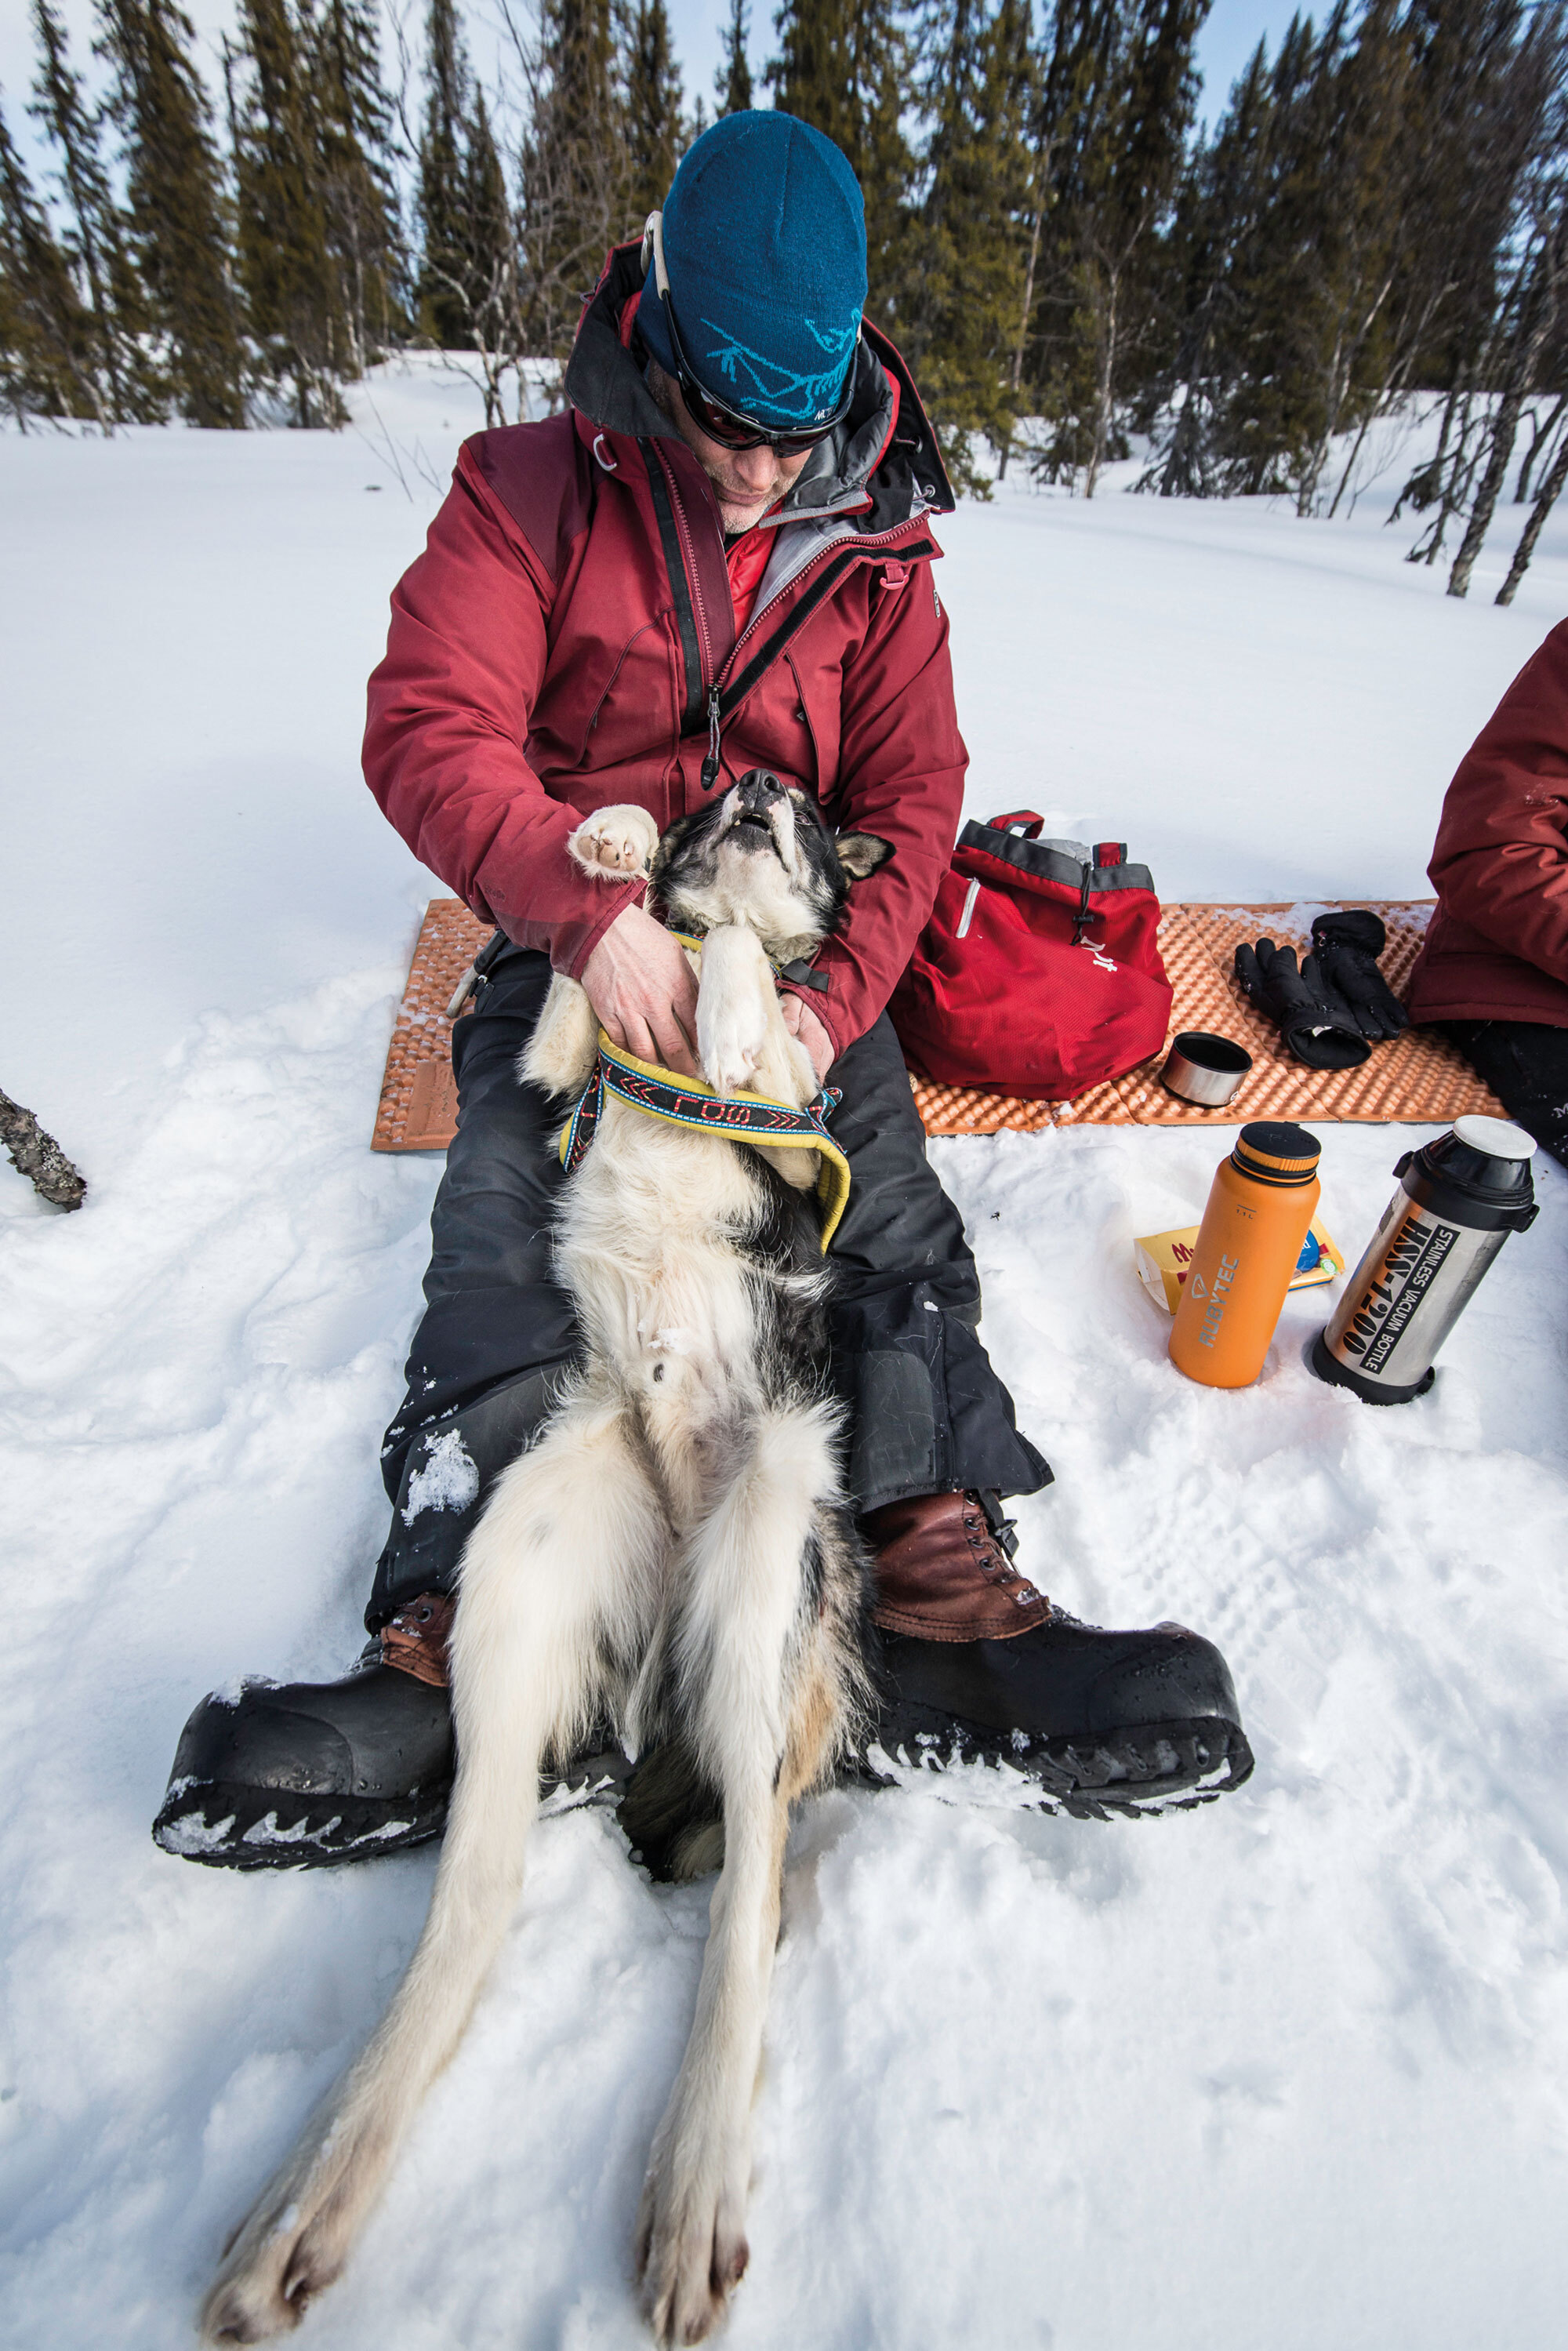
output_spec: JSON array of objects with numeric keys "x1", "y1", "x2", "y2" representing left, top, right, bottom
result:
[{"x1": 561, "y1": 1032, "x2": 851, "y2": 1252}]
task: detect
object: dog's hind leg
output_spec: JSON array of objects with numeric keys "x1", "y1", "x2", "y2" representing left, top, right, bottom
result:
[
  {"x1": 635, "y1": 1401, "x2": 850, "y2": 2348},
  {"x1": 201, "y1": 1388, "x2": 665, "y2": 2346},
  {"x1": 521, "y1": 971, "x2": 600, "y2": 1099}
]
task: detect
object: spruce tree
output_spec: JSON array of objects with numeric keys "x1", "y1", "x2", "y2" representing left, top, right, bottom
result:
[
  {"x1": 96, "y1": 0, "x2": 247, "y2": 427},
  {"x1": 1392, "y1": 0, "x2": 1568, "y2": 580},
  {"x1": 1026, "y1": 0, "x2": 1208, "y2": 496},
  {"x1": 459, "y1": 84, "x2": 524, "y2": 421},
  {"x1": 625, "y1": 0, "x2": 685, "y2": 222},
  {"x1": 717, "y1": 0, "x2": 753, "y2": 114},
  {"x1": 1140, "y1": 0, "x2": 1568, "y2": 523},
  {"x1": 1446, "y1": 194, "x2": 1568, "y2": 598},
  {"x1": 233, "y1": 0, "x2": 344, "y2": 425},
  {"x1": 769, "y1": 0, "x2": 913, "y2": 322},
  {"x1": 413, "y1": 1, "x2": 523, "y2": 412},
  {"x1": 313, "y1": 0, "x2": 407, "y2": 369},
  {"x1": 895, "y1": 0, "x2": 1035, "y2": 488},
  {"x1": 518, "y1": 0, "x2": 627, "y2": 356},
  {"x1": 418, "y1": 0, "x2": 472, "y2": 347},
  {"x1": 29, "y1": 0, "x2": 160, "y2": 421},
  {"x1": 770, "y1": 0, "x2": 851, "y2": 148},
  {"x1": 0, "y1": 92, "x2": 100, "y2": 423},
  {"x1": 1137, "y1": 36, "x2": 1276, "y2": 496}
]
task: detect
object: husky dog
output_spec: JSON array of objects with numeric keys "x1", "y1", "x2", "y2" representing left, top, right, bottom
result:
[{"x1": 202, "y1": 770, "x2": 894, "y2": 2347}]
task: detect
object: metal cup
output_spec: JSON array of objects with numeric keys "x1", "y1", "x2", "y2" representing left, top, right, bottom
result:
[{"x1": 1160, "y1": 1030, "x2": 1253, "y2": 1108}]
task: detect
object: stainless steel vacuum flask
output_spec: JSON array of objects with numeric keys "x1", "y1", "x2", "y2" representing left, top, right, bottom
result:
[{"x1": 1310, "y1": 1115, "x2": 1539, "y2": 1404}]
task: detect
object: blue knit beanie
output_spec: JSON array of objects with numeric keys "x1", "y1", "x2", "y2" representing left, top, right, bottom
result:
[{"x1": 638, "y1": 111, "x2": 867, "y2": 433}]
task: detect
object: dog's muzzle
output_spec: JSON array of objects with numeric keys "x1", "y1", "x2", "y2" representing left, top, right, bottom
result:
[{"x1": 724, "y1": 770, "x2": 793, "y2": 864}]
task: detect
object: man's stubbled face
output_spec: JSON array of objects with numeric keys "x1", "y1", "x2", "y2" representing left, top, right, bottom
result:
[{"x1": 648, "y1": 362, "x2": 815, "y2": 537}]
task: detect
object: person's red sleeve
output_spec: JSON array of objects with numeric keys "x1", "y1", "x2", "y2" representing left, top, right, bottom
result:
[
  {"x1": 1428, "y1": 620, "x2": 1568, "y2": 989},
  {"x1": 363, "y1": 442, "x2": 642, "y2": 973},
  {"x1": 781, "y1": 559, "x2": 966, "y2": 1059}
]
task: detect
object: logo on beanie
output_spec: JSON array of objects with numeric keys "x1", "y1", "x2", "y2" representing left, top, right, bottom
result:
[{"x1": 700, "y1": 312, "x2": 861, "y2": 427}]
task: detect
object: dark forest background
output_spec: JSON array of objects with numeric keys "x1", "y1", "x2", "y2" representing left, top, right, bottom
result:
[{"x1": 5, "y1": 0, "x2": 1568, "y2": 601}]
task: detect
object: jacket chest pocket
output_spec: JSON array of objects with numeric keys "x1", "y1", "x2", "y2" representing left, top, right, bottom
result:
[
  {"x1": 532, "y1": 618, "x2": 678, "y2": 772},
  {"x1": 782, "y1": 649, "x2": 842, "y2": 810}
]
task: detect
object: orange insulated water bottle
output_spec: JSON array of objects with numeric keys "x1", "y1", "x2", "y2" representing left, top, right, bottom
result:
[{"x1": 1169, "y1": 1122, "x2": 1322, "y2": 1388}]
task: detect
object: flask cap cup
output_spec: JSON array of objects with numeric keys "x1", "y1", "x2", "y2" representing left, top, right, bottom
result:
[
  {"x1": 1160, "y1": 1030, "x2": 1253, "y2": 1108},
  {"x1": 1232, "y1": 1122, "x2": 1321, "y2": 1187}
]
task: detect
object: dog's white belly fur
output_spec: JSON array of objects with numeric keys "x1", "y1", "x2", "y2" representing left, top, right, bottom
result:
[{"x1": 563, "y1": 1106, "x2": 770, "y2": 1453}]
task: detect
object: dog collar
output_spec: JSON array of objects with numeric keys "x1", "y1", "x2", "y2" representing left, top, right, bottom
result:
[{"x1": 561, "y1": 1031, "x2": 850, "y2": 1252}]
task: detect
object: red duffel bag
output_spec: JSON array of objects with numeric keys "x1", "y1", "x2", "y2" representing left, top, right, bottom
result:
[{"x1": 888, "y1": 812, "x2": 1174, "y2": 1101}]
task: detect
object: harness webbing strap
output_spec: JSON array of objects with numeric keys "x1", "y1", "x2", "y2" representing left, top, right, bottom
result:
[{"x1": 561, "y1": 1031, "x2": 850, "y2": 1252}]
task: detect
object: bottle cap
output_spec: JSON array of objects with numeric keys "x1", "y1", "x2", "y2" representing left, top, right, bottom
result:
[
  {"x1": 1233, "y1": 1121, "x2": 1321, "y2": 1186},
  {"x1": 1419, "y1": 1116, "x2": 1537, "y2": 1212},
  {"x1": 1453, "y1": 1114, "x2": 1536, "y2": 1161}
]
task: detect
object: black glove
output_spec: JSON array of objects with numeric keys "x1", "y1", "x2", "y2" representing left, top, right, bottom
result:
[
  {"x1": 1233, "y1": 937, "x2": 1370, "y2": 1070},
  {"x1": 1308, "y1": 910, "x2": 1410, "y2": 1041}
]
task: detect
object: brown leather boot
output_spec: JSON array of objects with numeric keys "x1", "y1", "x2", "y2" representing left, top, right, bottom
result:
[
  {"x1": 378, "y1": 1591, "x2": 456, "y2": 1688},
  {"x1": 864, "y1": 1490, "x2": 1054, "y2": 1642}
]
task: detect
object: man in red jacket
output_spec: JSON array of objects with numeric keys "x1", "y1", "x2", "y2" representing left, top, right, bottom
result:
[
  {"x1": 153, "y1": 114, "x2": 1248, "y2": 1870},
  {"x1": 1407, "y1": 620, "x2": 1568, "y2": 1165}
]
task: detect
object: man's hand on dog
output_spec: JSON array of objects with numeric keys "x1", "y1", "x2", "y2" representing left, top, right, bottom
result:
[
  {"x1": 779, "y1": 994, "x2": 834, "y2": 1084},
  {"x1": 582, "y1": 903, "x2": 835, "y2": 1087},
  {"x1": 582, "y1": 903, "x2": 701, "y2": 1074}
]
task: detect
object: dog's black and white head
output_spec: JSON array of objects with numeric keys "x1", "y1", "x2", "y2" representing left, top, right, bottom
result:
[{"x1": 650, "y1": 770, "x2": 892, "y2": 961}]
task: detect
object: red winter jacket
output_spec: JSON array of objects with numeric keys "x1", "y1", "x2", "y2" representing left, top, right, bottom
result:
[
  {"x1": 364, "y1": 245, "x2": 967, "y2": 1059},
  {"x1": 1406, "y1": 620, "x2": 1568, "y2": 1027}
]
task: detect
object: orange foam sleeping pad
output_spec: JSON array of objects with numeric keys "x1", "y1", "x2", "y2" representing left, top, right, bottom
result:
[{"x1": 371, "y1": 899, "x2": 1505, "y2": 1154}]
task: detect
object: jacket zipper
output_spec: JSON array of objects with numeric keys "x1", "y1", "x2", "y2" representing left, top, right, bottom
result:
[
  {"x1": 691, "y1": 529, "x2": 938, "y2": 764},
  {"x1": 700, "y1": 683, "x2": 721, "y2": 790},
  {"x1": 643, "y1": 434, "x2": 936, "y2": 777}
]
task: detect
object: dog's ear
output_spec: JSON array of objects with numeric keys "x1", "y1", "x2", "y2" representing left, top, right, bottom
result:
[{"x1": 835, "y1": 832, "x2": 894, "y2": 881}]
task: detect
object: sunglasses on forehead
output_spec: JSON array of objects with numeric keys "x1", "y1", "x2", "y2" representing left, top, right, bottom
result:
[{"x1": 641, "y1": 212, "x2": 858, "y2": 457}]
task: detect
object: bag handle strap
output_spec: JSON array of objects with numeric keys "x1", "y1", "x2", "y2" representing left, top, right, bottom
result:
[{"x1": 985, "y1": 810, "x2": 1044, "y2": 838}]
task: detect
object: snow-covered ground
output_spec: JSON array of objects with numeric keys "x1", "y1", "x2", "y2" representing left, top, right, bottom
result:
[{"x1": 4, "y1": 361, "x2": 1566, "y2": 2348}]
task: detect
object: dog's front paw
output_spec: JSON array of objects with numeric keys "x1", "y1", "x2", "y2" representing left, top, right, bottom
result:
[
  {"x1": 635, "y1": 2136, "x2": 750, "y2": 2347},
  {"x1": 699, "y1": 994, "x2": 768, "y2": 1101},
  {"x1": 568, "y1": 805, "x2": 660, "y2": 880}
]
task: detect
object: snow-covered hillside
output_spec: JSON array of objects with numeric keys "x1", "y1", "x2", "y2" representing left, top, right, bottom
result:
[{"x1": 3, "y1": 361, "x2": 1566, "y2": 2349}]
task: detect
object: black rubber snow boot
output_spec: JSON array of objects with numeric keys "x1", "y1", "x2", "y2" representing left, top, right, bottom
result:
[
  {"x1": 153, "y1": 1649, "x2": 456, "y2": 1868},
  {"x1": 151, "y1": 1594, "x2": 627, "y2": 1870},
  {"x1": 860, "y1": 1492, "x2": 1254, "y2": 1816}
]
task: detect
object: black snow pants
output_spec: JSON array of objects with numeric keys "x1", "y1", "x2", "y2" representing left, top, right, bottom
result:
[
  {"x1": 1443, "y1": 1018, "x2": 1568, "y2": 1173},
  {"x1": 369, "y1": 946, "x2": 1051, "y2": 1627}
]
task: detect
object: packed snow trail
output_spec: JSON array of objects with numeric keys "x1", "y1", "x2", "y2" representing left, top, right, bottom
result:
[{"x1": 2, "y1": 369, "x2": 1566, "y2": 2348}]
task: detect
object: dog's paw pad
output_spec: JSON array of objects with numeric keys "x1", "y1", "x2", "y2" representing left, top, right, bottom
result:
[{"x1": 569, "y1": 805, "x2": 659, "y2": 878}]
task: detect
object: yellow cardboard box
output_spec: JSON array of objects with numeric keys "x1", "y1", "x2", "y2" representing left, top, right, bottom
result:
[{"x1": 1134, "y1": 1217, "x2": 1344, "y2": 1314}]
